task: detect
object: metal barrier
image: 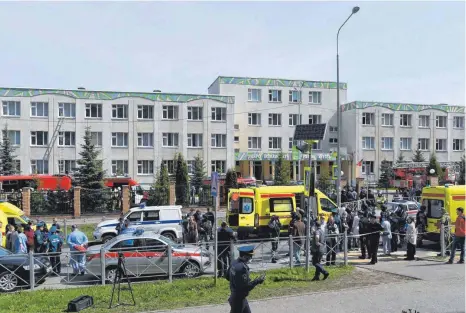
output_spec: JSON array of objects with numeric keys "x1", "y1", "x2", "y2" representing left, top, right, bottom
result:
[
  {"x1": 30, "y1": 190, "x2": 74, "y2": 215},
  {"x1": 80, "y1": 188, "x2": 122, "y2": 214}
]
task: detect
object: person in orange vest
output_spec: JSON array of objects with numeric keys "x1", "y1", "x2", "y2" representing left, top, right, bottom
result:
[{"x1": 447, "y1": 207, "x2": 465, "y2": 264}]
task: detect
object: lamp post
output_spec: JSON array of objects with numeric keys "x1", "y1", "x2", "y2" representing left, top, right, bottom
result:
[{"x1": 336, "y1": 6, "x2": 360, "y2": 209}]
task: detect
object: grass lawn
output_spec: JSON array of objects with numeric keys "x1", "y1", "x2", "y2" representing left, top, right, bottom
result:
[
  {"x1": 64, "y1": 224, "x2": 96, "y2": 241},
  {"x1": 0, "y1": 266, "x2": 353, "y2": 313}
]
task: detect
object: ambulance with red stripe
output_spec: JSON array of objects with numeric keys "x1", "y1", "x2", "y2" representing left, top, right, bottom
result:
[
  {"x1": 227, "y1": 186, "x2": 338, "y2": 239},
  {"x1": 421, "y1": 185, "x2": 466, "y2": 242}
]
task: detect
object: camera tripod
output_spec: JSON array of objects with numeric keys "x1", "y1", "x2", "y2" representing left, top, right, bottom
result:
[{"x1": 109, "y1": 252, "x2": 136, "y2": 309}]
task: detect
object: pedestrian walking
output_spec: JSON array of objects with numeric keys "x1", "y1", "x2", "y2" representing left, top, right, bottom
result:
[
  {"x1": 292, "y1": 214, "x2": 305, "y2": 265},
  {"x1": 405, "y1": 217, "x2": 417, "y2": 261},
  {"x1": 67, "y1": 224, "x2": 88, "y2": 276},
  {"x1": 14, "y1": 226, "x2": 28, "y2": 254},
  {"x1": 226, "y1": 245, "x2": 265, "y2": 313},
  {"x1": 325, "y1": 215, "x2": 339, "y2": 266},
  {"x1": 447, "y1": 207, "x2": 465, "y2": 264},
  {"x1": 47, "y1": 226, "x2": 63, "y2": 274},
  {"x1": 367, "y1": 213, "x2": 383, "y2": 264},
  {"x1": 217, "y1": 222, "x2": 234, "y2": 278},
  {"x1": 311, "y1": 220, "x2": 329, "y2": 281},
  {"x1": 381, "y1": 218, "x2": 392, "y2": 255}
]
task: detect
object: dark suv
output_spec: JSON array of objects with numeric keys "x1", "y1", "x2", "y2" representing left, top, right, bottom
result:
[{"x1": 0, "y1": 247, "x2": 52, "y2": 292}]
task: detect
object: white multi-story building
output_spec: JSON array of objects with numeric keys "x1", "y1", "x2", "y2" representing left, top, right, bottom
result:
[
  {"x1": 341, "y1": 101, "x2": 466, "y2": 182},
  {"x1": 208, "y1": 76, "x2": 350, "y2": 182},
  {"x1": 0, "y1": 87, "x2": 235, "y2": 184}
]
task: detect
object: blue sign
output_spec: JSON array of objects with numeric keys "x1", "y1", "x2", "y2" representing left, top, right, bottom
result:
[{"x1": 211, "y1": 172, "x2": 219, "y2": 197}]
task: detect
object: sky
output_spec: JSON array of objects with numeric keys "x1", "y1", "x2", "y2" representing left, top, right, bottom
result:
[{"x1": 0, "y1": 1, "x2": 464, "y2": 106}]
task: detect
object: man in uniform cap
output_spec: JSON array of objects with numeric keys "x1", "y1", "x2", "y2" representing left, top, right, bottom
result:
[
  {"x1": 34, "y1": 222, "x2": 46, "y2": 253},
  {"x1": 366, "y1": 213, "x2": 383, "y2": 264},
  {"x1": 47, "y1": 226, "x2": 64, "y2": 274},
  {"x1": 226, "y1": 245, "x2": 265, "y2": 313}
]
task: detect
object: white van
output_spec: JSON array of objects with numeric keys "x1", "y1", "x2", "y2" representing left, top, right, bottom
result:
[{"x1": 93, "y1": 205, "x2": 183, "y2": 243}]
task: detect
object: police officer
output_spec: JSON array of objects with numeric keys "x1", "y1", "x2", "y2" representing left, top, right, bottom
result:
[
  {"x1": 366, "y1": 213, "x2": 383, "y2": 264},
  {"x1": 380, "y1": 204, "x2": 389, "y2": 223},
  {"x1": 376, "y1": 191, "x2": 386, "y2": 209},
  {"x1": 217, "y1": 222, "x2": 235, "y2": 278},
  {"x1": 34, "y1": 222, "x2": 46, "y2": 253},
  {"x1": 47, "y1": 226, "x2": 63, "y2": 274},
  {"x1": 416, "y1": 205, "x2": 428, "y2": 247},
  {"x1": 226, "y1": 245, "x2": 265, "y2": 313},
  {"x1": 358, "y1": 211, "x2": 370, "y2": 259}
]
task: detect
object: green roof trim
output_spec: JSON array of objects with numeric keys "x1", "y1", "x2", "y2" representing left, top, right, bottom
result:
[
  {"x1": 0, "y1": 87, "x2": 234, "y2": 104},
  {"x1": 217, "y1": 76, "x2": 347, "y2": 90},
  {"x1": 342, "y1": 101, "x2": 465, "y2": 113}
]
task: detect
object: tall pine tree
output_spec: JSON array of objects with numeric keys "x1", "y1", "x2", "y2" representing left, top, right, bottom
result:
[
  {"x1": 274, "y1": 152, "x2": 291, "y2": 186},
  {"x1": 412, "y1": 149, "x2": 426, "y2": 162},
  {"x1": 457, "y1": 156, "x2": 465, "y2": 185},
  {"x1": 426, "y1": 153, "x2": 443, "y2": 178},
  {"x1": 396, "y1": 152, "x2": 405, "y2": 165},
  {"x1": 175, "y1": 153, "x2": 189, "y2": 205},
  {"x1": 148, "y1": 162, "x2": 170, "y2": 205},
  {"x1": 378, "y1": 159, "x2": 393, "y2": 189},
  {"x1": 0, "y1": 125, "x2": 18, "y2": 175},
  {"x1": 191, "y1": 155, "x2": 205, "y2": 193}
]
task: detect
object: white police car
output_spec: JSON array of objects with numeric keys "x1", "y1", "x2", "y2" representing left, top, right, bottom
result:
[{"x1": 93, "y1": 205, "x2": 183, "y2": 243}]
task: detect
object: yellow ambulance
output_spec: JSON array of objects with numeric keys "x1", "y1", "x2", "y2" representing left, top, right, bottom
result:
[{"x1": 421, "y1": 185, "x2": 466, "y2": 242}]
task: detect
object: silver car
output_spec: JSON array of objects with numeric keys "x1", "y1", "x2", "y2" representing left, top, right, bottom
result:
[{"x1": 85, "y1": 232, "x2": 211, "y2": 282}]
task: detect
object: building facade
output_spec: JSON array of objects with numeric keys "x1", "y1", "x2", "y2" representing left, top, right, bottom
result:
[
  {"x1": 208, "y1": 76, "x2": 351, "y2": 182},
  {"x1": 0, "y1": 87, "x2": 235, "y2": 184},
  {"x1": 341, "y1": 101, "x2": 466, "y2": 182}
]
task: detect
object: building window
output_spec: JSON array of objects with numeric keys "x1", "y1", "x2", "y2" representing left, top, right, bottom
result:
[
  {"x1": 453, "y1": 116, "x2": 464, "y2": 129},
  {"x1": 268, "y1": 113, "x2": 282, "y2": 126},
  {"x1": 2, "y1": 101, "x2": 21, "y2": 117},
  {"x1": 288, "y1": 138, "x2": 298, "y2": 149},
  {"x1": 400, "y1": 114, "x2": 412, "y2": 127},
  {"x1": 58, "y1": 103, "x2": 76, "y2": 118},
  {"x1": 400, "y1": 137, "x2": 412, "y2": 151},
  {"x1": 31, "y1": 102, "x2": 48, "y2": 117},
  {"x1": 85, "y1": 103, "x2": 102, "y2": 118},
  {"x1": 5, "y1": 130, "x2": 20, "y2": 146},
  {"x1": 162, "y1": 105, "x2": 179, "y2": 120},
  {"x1": 289, "y1": 90, "x2": 301, "y2": 103},
  {"x1": 418, "y1": 138, "x2": 430, "y2": 151},
  {"x1": 309, "y1": 114, "x2": 322, "y2": 124},
  {"x1": 453, "y1": 139, "x2": 464, "y2": 151},
  {"x1": 187, "y1": 160, "x2": 195, "y2": 174},
  {"x1": 137, "y1": 105, "x2": 154, "y2": 119},
  {"x1": 112, "y1": 160, "x2": 128, "y2": 175},
  {"x1": 211, "y1": 134, "x2": 227, "y2": 148},
  {"x1": 329, "y1": 137, "x2": 338, "y2": 144},
  {"x1": 419, "y1": 115, "x2": 430, "y2": 128},
  {"x1": 234, "y1": 124, "x2": 239, "y2": 130},
  {"x1": 362, "y1": 113, "x2": 374, "y2": 125},
  {"x1": 309, "y1": 91, "x2": 322, "y2": 104},
  {"x1": 381, "y1": 137, "x2": 393, "y2": 150},
  {"x1": 381, "y1": 113, "x2": 393, "y2": 126},
  {"x1": 58, "y1": 131, "x2": 76, "y2": 146},
  {"x1": 91, "y1": 132, "x2": 102, "y2": 147},
  {"x1": 288, "y1": 114, "x2": 302, "y2": 126},
  {"x1": 436, "y1": 116, "x2": 447, "y2": 128},
  {"x1": 268, "y1": 90, "x2": 282, "y2": 102},
  {"x1": 30, "y1": 131, "x2": 48, "y2": 146},
  {"x1": 362, "y1": 137, "x2": 375, "y2": 150},
  {"x1": 137, "y1": 133, "x2": 154, "y2": 147},
  {"x1": 248, "y1": 113, "x2": 261, "y2": 125},
  {"x1": 329, "y1": 126, "x2": 338, "y2": 132},
  {"x1": 211, "y1": 107, "x2": 226, "y2": 121},
  {"x1": 234, "y1": 136, "x2": 239, "y2": 142},
  {"x1": 268, "y1": 137, "x2": 282, "y2": 149},
  {"x1": 58, "y1": 160, "x2": 76, "y2": 174},
  {"x1": 361, "y1": 161, "x2": 374, "y2": 175},
  {"x1": 137, "y1": 160, "x2": 154, "y2": 175},
  {"x1": 211, "y1": 160, "x2": 226, "y2": 174},
  {"x1": 31, "y1": 160, "x2": 48, "y2": 174},
  {"x1": 112, "y1": 104, "x2": 128, "y2": 119},
  {"x1": 436, "y1": 139, "x2": 447, "y2": 151},
  {"x1": 111, "y1": 132, "x2": 128, "y2": 147},
  {"x1": 248, "y1": 137, "x2": 262, "y2": 150},
  {"x1": 162, "y1": 133, "x2": 179, "y2": 147},
  {"x1": 187, "y1": 133, "x2": 203, "y2": 148},
  {"x1": 248, "y1": 89, "x2": 261, "y2": 102},
  {"x1": 187, "y1": 107, "x2": 203, "y2": 121},
  {"x1": 163, "y1": 160, "x2": 175, "y2": 174},
  {"x1": 312, "y1": 141, "x2": 322, "y2": 150}
]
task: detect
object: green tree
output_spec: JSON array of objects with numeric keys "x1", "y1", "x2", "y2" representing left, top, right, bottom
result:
[
  {"x1": 0, "y1": 125, "x2": 18, "y2": 175},
  {"x1": 148, "y1": 162, "x2": 170, "y2": 206},
  {"x1": 175, "y1": 153, "x2": 189, "y2": 205},
  {"x1": 317, "y1": 170, "x2": 332, "y2": 195},
  {"x1": 412, "y1": 149, "x2": 426, "y2": 162},
  {"x1": 426, "y1": 153, "x2": 443, "y2": 178},
  {"x1": 396, "y1": 152, "x2": 405, "y2": 165},
  {"x1": 274, "y1": 152, "x2": 291, "y2": 186},
  {"x1": 224, "y1": 168, "x2": 238, "y2": 199},
  {"x1": 191, "y1": 155, "x2": 205, "y2": 193},
  {"x1": 457, "y1": 156, "x2": 465, "y2": 185},
  {"x1": 378, "y1": 159, "x2": 393, "y2": 189}
]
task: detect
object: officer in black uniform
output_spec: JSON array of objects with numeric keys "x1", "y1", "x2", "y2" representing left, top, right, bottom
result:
[
  {"x1": 226, "y1": 245, "x2": 265, "y2": 313},
  {"x1": 358, "y1": 211, "x2": 369, "y2": 259},
  {"x1": 366, "y1": 213, "x2": 383, "y2": 264}
]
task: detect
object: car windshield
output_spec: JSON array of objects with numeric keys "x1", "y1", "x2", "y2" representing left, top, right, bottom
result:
[
  {"x1": 0, "y1": 247, "x2": 12, "y2": 256},
  {"x1": 159, "y1": 235, "x2": 182, "y2": 248},
  {"x1": 20, "y1": 215, "x2": 31, "y2": 223},
  {"x1": 103, "y1": 236, "x2": 121, "y2": 248},
  {"x1": 423, "y1": 199, "x2": 444, "y2": 219}
]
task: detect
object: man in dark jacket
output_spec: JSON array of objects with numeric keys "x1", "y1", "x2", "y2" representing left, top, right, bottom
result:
[
  {"x1": 292, "y1": 215, "x2": 305, "y2": 265},
  {"x1": 217, "y1": 222, "x2": 235, "y2": 278},
  {"x1": 416, "y1": 205, "x2": 428, "y2": 247},
  {"x1": 34, "y1": 222, "x2": 46, "y2": 253},
  {"x1": 358, "y1": 211, "x2": 370, "y2": 259},
  {"x1": 268, "y1": 216, "x2": 281, "y2": 263},
  {"x1": 366, "y1": 213, "x2": 383, "y2": 264}
]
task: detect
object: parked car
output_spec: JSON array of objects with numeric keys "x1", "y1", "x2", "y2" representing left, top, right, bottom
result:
[
  {"x1": 93, "y1": 205, "x2": 183, "y2": 243},
  {"x1": 86, "y1": 231, "x2": 211, "y2": 282},
  {"x1": 384, "y1": 201, "x2": 419, "y2": 219},
  {"x1": 0, "y1": 247, "x2": 52, "y2": 292}
]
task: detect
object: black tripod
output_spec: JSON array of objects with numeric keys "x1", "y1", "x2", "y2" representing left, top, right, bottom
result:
[{"x1": 109, "y1": 252, "x2": 136, "y2": 309}]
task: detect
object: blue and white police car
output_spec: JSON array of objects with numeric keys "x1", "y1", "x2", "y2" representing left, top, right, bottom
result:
[{"x1": 93, "y1": 205, "x2": 183, "y2": 243}]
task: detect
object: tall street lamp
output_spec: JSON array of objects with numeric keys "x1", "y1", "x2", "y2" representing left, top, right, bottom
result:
[{"x1": 336, "y1": 6, "x2": 360, "y2": 208}]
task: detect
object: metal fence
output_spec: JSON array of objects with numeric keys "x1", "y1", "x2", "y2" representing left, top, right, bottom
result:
[
  {"x1": 80, "y1": 188, "x2": 122, "y2": 214},
  {"x1": 30, "y1": 190, "x2": 74, "y2": 215},
  {"x1": 0, "y1": 190, "x2": 22, "y2": 209}
]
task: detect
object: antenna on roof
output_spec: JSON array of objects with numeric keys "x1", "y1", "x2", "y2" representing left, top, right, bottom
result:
[{"x1": 77, "y1": 87, "x2": 86, "y2": 90}]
